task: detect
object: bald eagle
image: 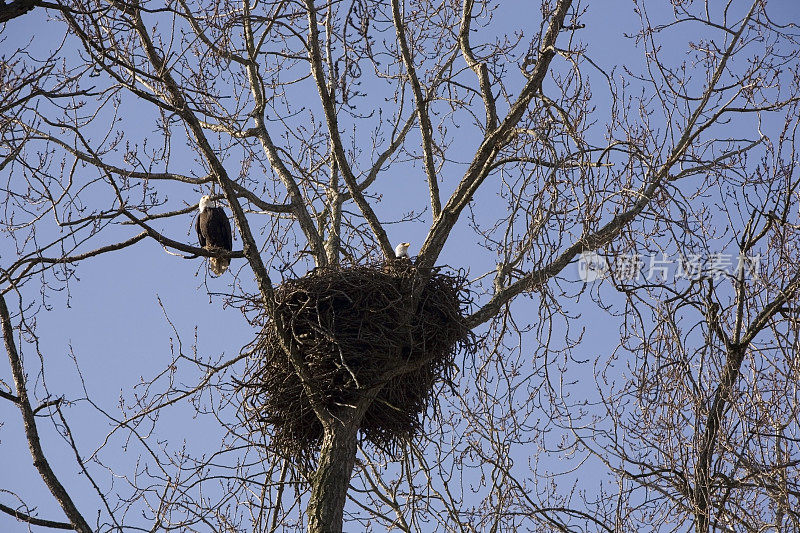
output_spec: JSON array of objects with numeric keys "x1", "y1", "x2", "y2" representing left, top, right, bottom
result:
[
  {"x1": 394, "y1": 242, "x2": 411, "y2": 259},
  {"x1": 197, "y1": 195, "x2": 233, "y2": 275}
]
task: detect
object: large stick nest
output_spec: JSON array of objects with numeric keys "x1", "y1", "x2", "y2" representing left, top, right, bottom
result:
[{"x1": 239, "y1": 260, "x2": 473, "y2": 456}]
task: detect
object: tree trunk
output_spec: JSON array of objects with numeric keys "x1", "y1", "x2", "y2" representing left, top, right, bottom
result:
[{"x1": 306, "y1": 413, "x2": 361, "y2": 533}]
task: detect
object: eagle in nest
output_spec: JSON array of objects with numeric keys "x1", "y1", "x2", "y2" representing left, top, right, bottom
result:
[
  {"x1": 394, "y1": 242, "x2": 411, "y2": 259},
  {"x1": 384, "y1": 242, "x2": 412, "y2": 272}
]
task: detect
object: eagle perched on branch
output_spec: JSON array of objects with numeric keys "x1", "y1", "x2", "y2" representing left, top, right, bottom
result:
[{"x1": 196, "y1": 195, "x2": 233, "y2": 275}]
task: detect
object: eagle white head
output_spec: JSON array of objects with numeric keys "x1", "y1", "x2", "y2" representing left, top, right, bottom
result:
[
  {"x1": 394, "y1": 242, "x2": 411, "y2": 258},
  {"x1": 198, "y1": 195, "x2": 217, "y2": 212}
]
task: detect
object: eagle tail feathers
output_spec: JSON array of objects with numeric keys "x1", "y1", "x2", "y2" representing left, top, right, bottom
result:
[{"x1": 209, "y1": 257, "x2": 230, "y2": 276}]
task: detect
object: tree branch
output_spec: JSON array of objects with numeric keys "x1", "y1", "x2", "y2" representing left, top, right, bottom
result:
[
  {"x1": 459, "y1": 0, "x2": 498, "y2": 131},
  {"x1": 417, "y1": 0, "x2": 573, "y2": 268},
  {"x1": 0, "y1": 0, "x2": 37, "y2": 23},
  {"x1": 391, "y1": 0, "x2": 442, "y2": 218},
  {"x1": 0, "y1": 293, "x2": 93, "y2": 533},
  {"x1": 241, "y1": 0, "x2": 328, "y2": 264},
  {"x1": 0, "y1": 502, "x2": 73, "y2": 530},
  {"x1": 304, "y1": 0, "x2": 394, "y2": 259}
]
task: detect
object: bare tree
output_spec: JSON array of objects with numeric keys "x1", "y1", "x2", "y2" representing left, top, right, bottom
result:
[
  {"x1": 2, "y1": 0, "x2": 799, "y2": 531},
  {"x1": 583, "y1": 96, "x2": 800, "y2": 531}
]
